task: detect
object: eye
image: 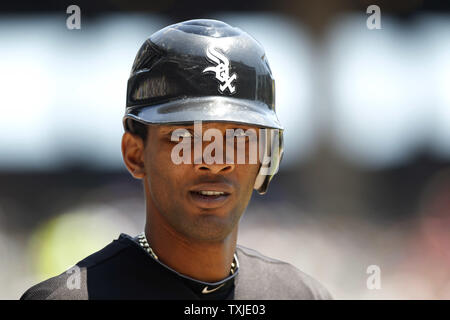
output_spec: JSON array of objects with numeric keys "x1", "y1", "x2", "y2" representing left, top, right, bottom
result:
[
  {"x1": 171, "y1": 129, "x2": 193, "y2": 140},
  {"x1": 231, "y1": 129, "x2": 252, "y2": 140},
  {"x1": 226, "y1": 129, "x2": 245, "y2": 138},
  {"x1": 233, "y1": 130, "x2": 245, "y2": 137}
]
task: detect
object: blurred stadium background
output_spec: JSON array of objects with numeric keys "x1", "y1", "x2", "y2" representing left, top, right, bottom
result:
[{"x1": 1, "y1": 0, "x2": 450, "y2": 299}]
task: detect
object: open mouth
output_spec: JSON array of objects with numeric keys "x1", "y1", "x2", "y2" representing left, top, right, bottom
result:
[
  {"x1": 188, "y1": 182, "x2": 234, "y2": 209},
  {"x1": 190, "y1": 190, "x2": 230, "y2": 200},
  {"x1": 188, "y1": 190, "x2": 231, "y2": 208}
]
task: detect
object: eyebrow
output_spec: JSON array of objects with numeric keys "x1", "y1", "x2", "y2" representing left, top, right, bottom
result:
[
  {"x1": 159, "y1": 124, "x2": 259, "y2": 134},
  {"x1": 159, "y1": 125, "x2": 194, "y2": 134}
]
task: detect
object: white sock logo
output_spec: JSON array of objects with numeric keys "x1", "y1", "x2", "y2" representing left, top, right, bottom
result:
[{"x1": 203, "y1": 46, "x2": 237, "y2": 94}]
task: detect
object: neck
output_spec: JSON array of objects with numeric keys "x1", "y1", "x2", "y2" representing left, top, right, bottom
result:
[{"x1": 144, "y1": 205, "x2": 238, "y2": 283}]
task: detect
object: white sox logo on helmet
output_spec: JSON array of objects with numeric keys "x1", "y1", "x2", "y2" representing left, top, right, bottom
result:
[{"x1": 202, "y1": 46, "x2": 237, "y2": 94}]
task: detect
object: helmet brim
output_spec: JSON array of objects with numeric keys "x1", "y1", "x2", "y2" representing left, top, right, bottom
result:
[{"x1": 123, "y1": 96, "x2": 283, "y2": 130}]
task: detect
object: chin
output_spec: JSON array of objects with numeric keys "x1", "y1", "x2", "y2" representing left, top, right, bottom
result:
[{"x1": 185, "y1": 212, "x2": 239, "y2": 241}]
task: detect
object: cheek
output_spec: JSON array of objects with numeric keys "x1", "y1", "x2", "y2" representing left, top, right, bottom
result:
[
  {"x1": 145, "y1": 144, "x2": 191, "y2": 196},
  {"x1": 236, "y1": 164, "x2": 259, "y2": 192}
]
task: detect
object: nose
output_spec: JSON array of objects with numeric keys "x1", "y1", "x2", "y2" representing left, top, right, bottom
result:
[
  {"x1": 194, "y1": 162, "x2": 235, "y2": 174},
  {"x1": 193, "y1": 136, "x2": 235, "y2": 174}
]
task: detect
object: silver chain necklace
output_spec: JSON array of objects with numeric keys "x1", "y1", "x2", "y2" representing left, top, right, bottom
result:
[
  {"x1": 137, "y1": 232, "x2": 238, "y2": 275},
  {"x1": 137, "y1": 232, "x2": 159, "y2": 260}
]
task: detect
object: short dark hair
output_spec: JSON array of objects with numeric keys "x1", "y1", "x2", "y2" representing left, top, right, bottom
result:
[{"x1": 125, "y1": 119, "x2": 148, "y2": 144}]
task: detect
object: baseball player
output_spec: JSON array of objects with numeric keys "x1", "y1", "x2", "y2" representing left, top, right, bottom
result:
[{"x1": 20, "y1": 19, "x2": 332, "y2": 300}]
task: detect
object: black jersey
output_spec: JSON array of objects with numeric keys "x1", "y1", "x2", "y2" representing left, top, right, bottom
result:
[{"x1": 20, "y1": 233, "x2": 332, "y2": 300}]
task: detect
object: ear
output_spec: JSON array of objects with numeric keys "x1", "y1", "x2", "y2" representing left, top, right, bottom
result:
[{"x1": 121, "y1": 132, "x2": 146, "y2": 179}]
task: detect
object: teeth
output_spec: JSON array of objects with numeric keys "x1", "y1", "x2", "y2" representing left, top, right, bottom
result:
[{"x1": 199, "y1": 191, "x2": 224, "y2": 196}]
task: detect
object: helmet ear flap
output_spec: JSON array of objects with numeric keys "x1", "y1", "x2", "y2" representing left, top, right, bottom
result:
[{"x1": 254, "y1": 129, "x2": 284, "y2": 194}]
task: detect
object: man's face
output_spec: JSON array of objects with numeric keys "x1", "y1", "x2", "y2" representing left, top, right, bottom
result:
[{"x1": 141, "y1": 122, "x2": 261, "y2": 242}]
